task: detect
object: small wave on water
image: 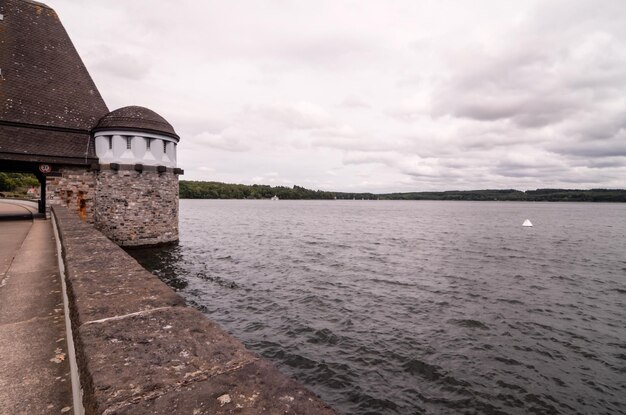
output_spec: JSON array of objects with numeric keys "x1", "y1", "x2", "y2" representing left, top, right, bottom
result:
[
  {"x1": 447, "y1": 319, "x2": 490, "y2": 330},
  {"x1": 129, "y1": 200, "x2": 626, "y2": 414}
]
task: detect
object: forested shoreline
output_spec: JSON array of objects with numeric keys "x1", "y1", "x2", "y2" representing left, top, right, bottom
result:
[
  {"x1": 180, "y1": 180, "x2": 626, "y2": 202},
  {"x1": 2, "y1": 175, "x2": 624, "y2": 202},
  {"x1": 0, "y1": 173, "x2": 39, "y2": 196}
]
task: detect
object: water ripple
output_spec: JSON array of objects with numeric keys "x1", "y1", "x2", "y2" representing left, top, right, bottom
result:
[{"x1": 130, "y1": 200, "x2": 626, "y2": 415}]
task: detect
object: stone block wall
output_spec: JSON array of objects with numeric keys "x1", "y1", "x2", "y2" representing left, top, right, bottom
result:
[
  {"x1": 47, "y1": 167, "x2": 97, "y2": 222},
  {"x1": 51, "y1": 205, "x2": 335, "y2": 414},
  {"x1": 94, "y1": 166, "x2": 179, "y2": 246}
]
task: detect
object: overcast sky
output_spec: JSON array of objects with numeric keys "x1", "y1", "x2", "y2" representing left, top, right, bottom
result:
[{"x1": 49, "y1": 0, "x2": 626, "y2": 192}]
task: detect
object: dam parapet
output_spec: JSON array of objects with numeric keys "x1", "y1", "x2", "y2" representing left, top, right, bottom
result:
[{"x1": 52, "y1": 205, "x2": 335, "y2": 414}]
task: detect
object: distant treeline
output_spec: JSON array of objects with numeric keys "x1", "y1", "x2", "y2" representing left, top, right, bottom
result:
[
  {"x1": 340, "y1": 188, "x2": 626, "y2": 202},
  {"x1": 0, "y1": 173, "x2": 39, "y2": 194},
  {"x1": 180, "y1": 181, "x2": 626, "y2": 202},
  {"x1": 180, "y1": 181, "x2": 335, "y2": 199}
]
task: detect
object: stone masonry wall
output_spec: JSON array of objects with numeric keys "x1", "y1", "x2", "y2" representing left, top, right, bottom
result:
[
  {"x1": 51, "y1": 205, "x2": 335, "y2": 414},
  {"x1": 47, "y1": 167, "x2": 97, "y2": 223},
  {"x1": 94, "y1": 167, "x2": 179, "y2": 246}
]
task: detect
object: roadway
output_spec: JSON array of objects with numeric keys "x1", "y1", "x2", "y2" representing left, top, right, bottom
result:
[{"x1": 0, "y1": 199, "x2": 38, "y2": 221}]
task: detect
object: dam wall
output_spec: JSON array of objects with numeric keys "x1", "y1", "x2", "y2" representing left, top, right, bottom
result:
[{"x1": 51, "y1": 205, "x2": 334, "y2": 414}]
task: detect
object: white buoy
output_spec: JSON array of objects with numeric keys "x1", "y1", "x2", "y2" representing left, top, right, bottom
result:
[{"x1": 522, "y1": 219, "x2": 533, "y2": 227}]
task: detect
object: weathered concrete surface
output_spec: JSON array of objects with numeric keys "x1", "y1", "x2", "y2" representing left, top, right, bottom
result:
[
  {"x1": 0, "y1": 205, "x2": 31, "y2": 279},
  {"x1": 56, "y1": 213, "x2": 184, "y2": 327},
  {"x1": 0, "y1": 213, "x2": 73, "y2": 414},
  {"x1": 52, "y1": 205, "x2": 335, "y2": 414},
  {"x1": 0, "y1": 199, "x2": 35, "y2": 221},
  {"x1": 113, "y1": 359, "x2": 334, "y2": 415}
]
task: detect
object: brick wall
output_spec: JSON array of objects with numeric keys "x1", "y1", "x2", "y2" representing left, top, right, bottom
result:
[{"x1": 46, "y1": 167, "x2": 97, "y2": 222}]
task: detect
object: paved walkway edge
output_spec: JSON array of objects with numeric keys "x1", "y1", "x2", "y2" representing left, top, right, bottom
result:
[{"x1": 52, "y1": 212, "x2": 85, "y2": 415}]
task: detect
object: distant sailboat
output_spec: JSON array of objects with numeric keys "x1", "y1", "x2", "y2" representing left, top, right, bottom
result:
[
  {"x1": 522, "y1": 219, "x2": 533, "y2": 227},
  {"x1": 271, "y1": 195, "x2": 279, "y2": 201}
]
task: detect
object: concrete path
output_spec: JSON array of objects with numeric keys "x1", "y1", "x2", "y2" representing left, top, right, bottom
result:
[
  {"x1": 0, "y1": 200, "x2": 37, "y2": 221},
  {"x1": 0, "y1": 205, "x2": 72, "y2": 414}
]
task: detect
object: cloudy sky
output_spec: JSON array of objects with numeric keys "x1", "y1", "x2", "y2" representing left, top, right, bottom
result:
[{"x1": 49, "y1": 0, "x2": 626, "y2": 192}]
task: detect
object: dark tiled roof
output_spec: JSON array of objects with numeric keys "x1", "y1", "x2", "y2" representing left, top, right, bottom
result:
[
  {"x1": 95, "y1": 106, "x2": 180, "y2": 141},
  {"x1": 0, "y1": 0, "x2": 106, "y2": 165},
  {"x1": 0, "y1": 124, "x2": 97, "y2": 165},
  {"x1": 0, "y1": 0, "x2": 109, "y2": 129}
]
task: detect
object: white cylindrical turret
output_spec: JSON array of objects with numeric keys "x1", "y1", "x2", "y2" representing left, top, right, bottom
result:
[
  {"x1": 93, "y1": 106, "x2": 180, "y2": 168},
  {"x1": 94, "y1": 131, "x2": 177, "y2": 167}
]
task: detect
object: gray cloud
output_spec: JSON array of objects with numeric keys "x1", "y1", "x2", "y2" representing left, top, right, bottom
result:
[
  {"x1": 585, "y1": 158, "x2": 626, "y2": 169},
  {"x1": 550, "y1": 138, "x2": 626, "y2": 158},
  {"x1": 256, "y1": 102, "x2": 335, "y2": 130},
  {"x1": 339, "y1": 95, "x2": 371, "y2": 109},
  {"x1": 191, "y1": 131, "x2": 251, "y2": 153},
  {"x1": 88, "y1": 47, "x2": 151, "y2": 81},
  {"x1": 49, "y1": 0, "x2": 626, "y2": 191},
  {"x1": 275, "y1": 36, "x2": 378, "y2": 67}
]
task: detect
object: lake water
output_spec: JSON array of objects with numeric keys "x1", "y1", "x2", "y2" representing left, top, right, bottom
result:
[{"x1": 129, "y1": 200, "x2": 626, "y2": 414}]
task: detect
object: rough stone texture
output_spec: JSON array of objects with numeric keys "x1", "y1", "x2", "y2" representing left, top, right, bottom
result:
[
  {"x1": 61, "y1": 241, "x2": 185, "y2": 327},
  {"x1": 121, "y1": 359, "x2": 336, "y2": 415},
  {"x1": 47, "y1": 166, "x2": 97, "y2": 222},
  {"x1": 53, "y1": 207, "x2": 184, "y2": 328},
  {"x1": 52, "y1": 205, "x2": 335, "y2": 414},
  {"x1": 94, "y1": 168, "x2": 179, "y2": 246},
  {"x1": 46, "y1": 165, "x2": 179, "y2": 247},
  {"x1": 81, "y1": 309, "x2": 334, "y2": 415}
]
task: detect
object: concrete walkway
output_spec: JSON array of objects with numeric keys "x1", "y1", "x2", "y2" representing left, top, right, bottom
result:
[
  {"x1": 0, "y1": 203, "x2": 72, "y2": 414},
  {"x1": 0, "y1": 199, "x2": 37, "y2": 221}
]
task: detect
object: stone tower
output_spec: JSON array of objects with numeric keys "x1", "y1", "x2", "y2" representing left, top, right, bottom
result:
[
  {"x1": 92, "y1": 106, "x2": 182, "y2": 246},
  {"x1": 0, "y1": 0, "x2": 183, "y2": 247}
]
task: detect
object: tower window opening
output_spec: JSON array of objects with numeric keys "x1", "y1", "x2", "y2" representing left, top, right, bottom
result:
[
  {"x1": 108, "y1": 136, "x2": 112, "y2": 150},
  {"x1": 126, "y1": 136, "x2": 132, "y2": 150},
  {"x1": 146, "y1": 138, "x2": 151, "y2": 150},
  {"x1": 163, "y1": 141, "x2": 167, "y2": 153}
]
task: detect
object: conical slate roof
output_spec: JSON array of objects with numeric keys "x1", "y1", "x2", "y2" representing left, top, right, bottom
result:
[
  {"x1": 0, "y1": 0, "x2": 109, "y2": 164},
  {"x1": 0, "y1": 0, "x2": 108, "y2": 129},
  {"x1": 95, "y1": 106, "x2": 179, "y2": 141}
]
